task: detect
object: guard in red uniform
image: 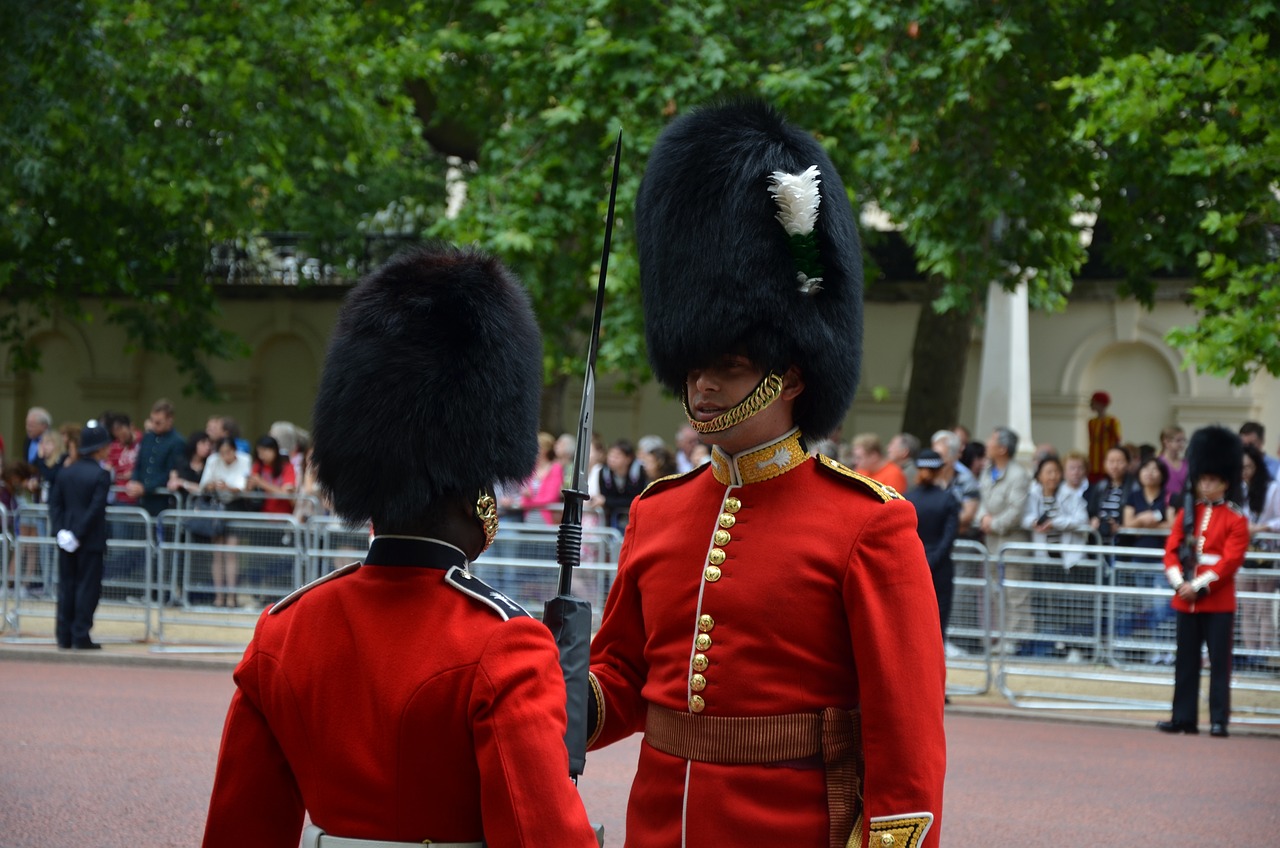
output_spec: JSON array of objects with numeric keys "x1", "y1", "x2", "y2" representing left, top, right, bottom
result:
[
  {"x1": 1158, "y1": 425, "x2": 1250, "y2": 738},
  {"x1": 587, "y1": 101, "x2": 946, "y2": 848},
  {"x1": 202, "y1": 246, "x2": 598, "y2": 848}
]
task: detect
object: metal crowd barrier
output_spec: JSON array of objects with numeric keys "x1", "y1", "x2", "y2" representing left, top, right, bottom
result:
[
  {"x1": 3, "y1": 504, "x2": 154, "y2": 645},
  {"x1": 150, "y1": 508, "x2": 307, "y2": 651},
  {"x1": 0, "y1": 504, "x2": 12, "y2": 632},
  {"x1": 943, "y1": 539, "x2": 996, "y2": 695},
  {"x1": 993, "y1": 534, "x2": 1280, "y2": 723}
]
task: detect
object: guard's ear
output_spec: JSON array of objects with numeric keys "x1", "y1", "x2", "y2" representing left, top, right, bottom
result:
[{"x1": 781, "y1": 366, "x2": 805, "y2": 401}]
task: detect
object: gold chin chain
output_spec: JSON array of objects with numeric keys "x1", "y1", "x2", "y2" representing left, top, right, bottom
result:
[
  {"x1": 683, "y1": 372, "x2": 785, "y2": 434},
  {"x1": 475, "y1": 491, "x2": 499, "y2": 553}
]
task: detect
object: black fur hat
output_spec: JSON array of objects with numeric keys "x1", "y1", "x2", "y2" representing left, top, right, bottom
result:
[
  {"x1": 635, "y1": 99, "x2": 863, "y2": 436},
  {"x1": 310, "y1": 244, "x2": 543, "y2": 530},
  {"x1": 1186, "y1": 425, "x2": 1244, "y2": 503}
]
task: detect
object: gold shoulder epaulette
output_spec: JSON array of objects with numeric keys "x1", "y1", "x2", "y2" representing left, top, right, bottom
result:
[
  {"x1": 639, "y1": 464, "x2": 708, "y2": 499},
  {"x1": 270, "y1": 562, "x2": 360, "y2": 615},
  {"x1": 814, "y1": 454, "x2": 903, "y2": 502}
]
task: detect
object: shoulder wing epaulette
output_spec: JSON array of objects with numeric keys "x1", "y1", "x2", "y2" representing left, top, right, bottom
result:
[
  {"x1": 814, "y1": 454, "x2": 903, "y2": 502},
  {"x1": 270, "y1": 562, "x2": 360, "y2": 615},
  {"x1": 639, "y1": 463, "x2": 709, "y2": 499},
  {"x1": 445, "y1": 566, "x2": 530, "y2": 621}
]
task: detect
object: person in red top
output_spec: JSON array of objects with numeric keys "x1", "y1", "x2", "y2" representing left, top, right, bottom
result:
[
  {"x1": 1086, "y1": 391, "x2": 1122, "y2": 485},
  {"x1": 588, "y1": 101, "x2": 945, "y2": 848},
  {"x1": 1158, "y1": 425, "x2": 1250, "y2": 738},
  {"x1": 103, "y1": 412, "x2": 141, "y2": 505},
  {"x1": 246, "y1": 435, "x2": 297, "y2": 514},
  {"x1": 851, "y1": 431, "x2": 909, "y2": 493},
  {"x1": 202, "y1": 245, "x2": 596, "y2": 848}
]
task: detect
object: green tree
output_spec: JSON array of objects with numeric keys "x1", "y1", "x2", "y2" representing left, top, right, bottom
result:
[
  {"x1": 1, "y1": 1, "x2": 441, "y2": 397},
  {"x1": 1061, "y1": 8, "x2": 1280, "y2": 385}
]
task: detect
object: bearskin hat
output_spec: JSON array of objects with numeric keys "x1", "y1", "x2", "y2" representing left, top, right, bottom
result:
[
  {"x1": 310, "y1": 244, "x2": 543, "y2": 530},
  {"x1": 1186, "y1": 425, "x2": 1244, "y2": 503},
  {"x1": 635, "y1": 99, "x2": 863, "y2": 437}
]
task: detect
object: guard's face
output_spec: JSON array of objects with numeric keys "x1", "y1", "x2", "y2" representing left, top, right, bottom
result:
[
  {"x1": 685, "y1": 354, "x2": 764, "y2": 423},
  {"x1": 1195, "y1": 473, "x2": 1228, "y2": 503}
]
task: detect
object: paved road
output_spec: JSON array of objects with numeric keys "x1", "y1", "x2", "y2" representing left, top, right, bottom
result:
[{"x1": 2, "y1": 657, "x2": 1278, "y2": 847}]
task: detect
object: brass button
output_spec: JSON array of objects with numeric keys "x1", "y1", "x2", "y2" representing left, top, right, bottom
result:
[
  {"x1": 704, "y1": 565, "x2": 722, "y2": 582},
  {"x1": 724, "y1": 497, "x2": 742, "y2": 513},
  {"x1": 689, "y1": 695, "x2": 706, "y2": 713},
  {"x1": 718, "y1": 513, "x2": 736, "y2": 529},
  {"x1": 692, "y1": 653, "x2": 709, "y2": 672},
  {"x1": 690, "y1": 673, "x2": 707, "y2": 692},
  {"x1": 880, "y1": 835, "x2": 895, "y2": 846},
  {"x1": 697, "y1": 614, "x2": 714, "y2": 632},
  {"x1": 695, "y1": 633, "x2": 712, "y2": 651},
  {"x1": 708, "y1": 548, "x2": 726, "y2": 565},
  {"x1": 713, "y1": 529, "x2": 731, "y2": 546}
]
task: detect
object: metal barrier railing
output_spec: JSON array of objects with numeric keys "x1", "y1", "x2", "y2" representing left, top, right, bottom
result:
[
  {"x1": 994, "y1": 537, "x2": 1280, "y2": 722},
  {"x1": 150, "y1": 509, "x2": 307, "y2": 652},
  {"x1": 946, "y1": 539, "x2": 994, "y2": 695},
  {"x1": 3, "y1": 504, "x2": 154, "y2": 645},
  {"x1": 4, "y1": 499, "x2": 1278, "y2": 724}
]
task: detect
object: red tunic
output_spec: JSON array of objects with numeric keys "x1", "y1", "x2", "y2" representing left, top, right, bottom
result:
[
  {"x1": 202, "y1": 537, "x2": 596, "y2": 848},
  {"x1": 589, "y1": 430, "x2": 947, "y2": 848},
  {"x1": 1163, "y1": 501, "x2": 1250, "y2": 614}
]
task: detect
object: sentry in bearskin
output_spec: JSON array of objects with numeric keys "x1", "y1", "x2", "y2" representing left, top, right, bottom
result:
[{"x1": 203, "y1": 244, "x2": 598, "y2": 848}]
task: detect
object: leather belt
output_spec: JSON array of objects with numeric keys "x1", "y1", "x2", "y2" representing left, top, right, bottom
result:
[
  {"x1": 645, "y1": 703, "x2": 862, "y2": 848},
  {"x1": 302, "y1": 824, "x2": 483, "y2": 848}
]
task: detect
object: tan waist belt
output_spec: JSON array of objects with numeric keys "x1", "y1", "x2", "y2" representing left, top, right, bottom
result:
[{"x1": 644, "y1": 703, "x2": 863, "y2": 848}]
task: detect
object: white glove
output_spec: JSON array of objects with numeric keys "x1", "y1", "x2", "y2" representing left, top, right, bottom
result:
[{"x1": 56, "y1": 529, "x2": 80, "y2": 553}]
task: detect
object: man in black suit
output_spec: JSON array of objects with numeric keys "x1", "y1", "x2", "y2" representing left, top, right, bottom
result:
[
  {"x1": 906, "y1": 449, "x2": 961, "y2": 646},
  {"x1": 49, "y1": 422, "x2": 113, "y2": 650}
]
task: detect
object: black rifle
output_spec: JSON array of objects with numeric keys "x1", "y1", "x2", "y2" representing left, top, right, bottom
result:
[
  {"x1": 544, "y1": 131, "x2": 622, "y2": 784},
  {"x1": 1178, "y1": 473, "x2": 1197, "y2": 584}
]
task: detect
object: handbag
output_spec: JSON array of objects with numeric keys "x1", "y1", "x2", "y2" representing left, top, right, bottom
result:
[{"x1": 188, "y1": 497, "x2": 226, "y2": 539}]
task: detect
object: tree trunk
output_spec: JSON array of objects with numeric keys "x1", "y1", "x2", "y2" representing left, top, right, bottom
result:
[{"x1": 900, "y1": 278, "x2": 977, "y2": 441}]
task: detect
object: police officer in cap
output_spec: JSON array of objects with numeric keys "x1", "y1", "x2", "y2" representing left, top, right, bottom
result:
[
  {"x1": 586, "y1": 101, "x2": 946, "y2": 848},
  {"x1": 203, "y1": 245, "x2": 597, "y2": 848},
  {"x1": 49, "y1": 420, "x2": 114, "y2": 650}
]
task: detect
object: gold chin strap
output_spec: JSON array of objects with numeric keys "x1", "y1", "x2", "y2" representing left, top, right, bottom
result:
[
  {"x1": 475, "y1": 492, "x2": 499, "y2": 553},
  {"x1": 682, "y1": 372, "x2": 786, "y2": 434}
]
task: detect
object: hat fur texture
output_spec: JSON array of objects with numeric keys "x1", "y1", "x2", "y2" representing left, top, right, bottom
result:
[
  {"x1": 1186, "y1": 425, "x2": 1244, "y2": 503},
  {"x1": 311, "y1": 244, "x2": 543, "y2": 530},
  {"x1": 635, "y1": 99, "x2": 863, "y2": 437}
]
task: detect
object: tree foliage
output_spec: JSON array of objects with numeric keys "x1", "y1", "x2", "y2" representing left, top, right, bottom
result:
[
  {"x1": 1061, "y1": 8, "x2": 1280, "y2": 385},
  {"x1": 3, "y1": 0, "x2": 1277, "y2": 413}
]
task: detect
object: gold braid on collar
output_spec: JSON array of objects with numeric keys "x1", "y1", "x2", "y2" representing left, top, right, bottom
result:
[{"x1": 682, "y1": 372, "x2": 785, "y2": 434}]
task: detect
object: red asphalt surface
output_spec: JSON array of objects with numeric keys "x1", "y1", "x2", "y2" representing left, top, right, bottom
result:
[{"x1": 2, "y1": 657, "x2": 1278, "y2": 847}]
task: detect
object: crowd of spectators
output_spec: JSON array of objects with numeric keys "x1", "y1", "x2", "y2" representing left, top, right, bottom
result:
[{"x1": 5, "y1": 398, "x2": 1279, "y2": 661}]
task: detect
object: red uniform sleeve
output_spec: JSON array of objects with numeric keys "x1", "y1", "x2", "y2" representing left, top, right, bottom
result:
[
  {"x1": 202, "y1": 649, "x2": 305, "y2": 848},
  {"x1": 586, "y1": 499, "x2": 650, "y2": 749},
  {"x1": 470, "y1": 618, "x2": 598, "y2": 848},
  {"x1": 843, "y1": 497, "x2": 947, "y2": 848}
]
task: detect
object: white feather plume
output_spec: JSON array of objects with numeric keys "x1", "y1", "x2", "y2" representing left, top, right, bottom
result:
[{"x1": 768, "y1": 165, "x2": 822, "y2": 235}]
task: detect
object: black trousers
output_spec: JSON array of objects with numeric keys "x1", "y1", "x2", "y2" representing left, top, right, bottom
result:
[
  {"x1": 1171, "y1": 610, "x2": 1234, "y2": 726},
  {"x1": 932, "y1": 560, "x2": 955, "y2": 637},
  {"x1": 56, "y1": 548, "x2": 104, "y2": 648}
]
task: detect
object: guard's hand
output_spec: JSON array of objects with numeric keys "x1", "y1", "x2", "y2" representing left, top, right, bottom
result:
[
  {"x1": 56, "y1": 530, "x2": 80, "y2": 553},
  {"x1": 1176, "y1": 584, "x2": 1198, "y2": 602}
]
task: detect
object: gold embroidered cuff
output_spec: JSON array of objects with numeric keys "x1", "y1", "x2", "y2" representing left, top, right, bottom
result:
[
  {"x1": 863, "y1": 813, "x2": 934, "y2": 848},
  {"x1": 586, "y1": 672, "x2": 606, "y2": 749}
]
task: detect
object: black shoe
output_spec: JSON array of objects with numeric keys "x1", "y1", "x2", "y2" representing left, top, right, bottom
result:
[
  {"x1": 72, "y1": 641, "x2": 102, "y2": 650},
  {"x1": 1210, "y1": 723, "x2": 1229, "y2": 738},
  {"x1": 1156, "y1": 720, "x2": 1198, "y2": 734}
]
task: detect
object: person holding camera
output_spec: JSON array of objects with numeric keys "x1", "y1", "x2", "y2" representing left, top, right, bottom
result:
[{"x1": 1088, "y1": 445, "x2": 1132, "y2": 542}]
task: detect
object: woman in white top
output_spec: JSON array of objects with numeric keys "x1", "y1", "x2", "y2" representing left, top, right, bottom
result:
[
  {"x1": 1023, "y1": 455, "x2": 1091, "y2": 569},
  {"x1": 199, "y1": 438, "x2": 252, "y2": 607},
  {"x1": 1240, "y1": 445, "x2": 1280, "y2": 667}
]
